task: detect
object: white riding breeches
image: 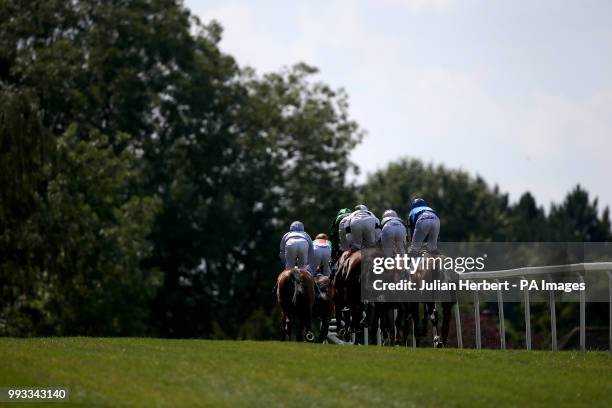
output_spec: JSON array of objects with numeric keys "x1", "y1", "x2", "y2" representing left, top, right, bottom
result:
[
  {"x1": 310, "y1": 245, "x2": 331, "y2": 276},
  {"x1": 381, "y1": 221, "x2": 407, "y2": 258},
  {"x1": 285, "y1": 238, "x2": 310, "y2": 269}
]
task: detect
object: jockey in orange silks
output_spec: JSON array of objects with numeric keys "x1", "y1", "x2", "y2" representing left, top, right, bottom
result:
[{"x1": 310, "y1": 233, "x2": 332, "y2": 277}]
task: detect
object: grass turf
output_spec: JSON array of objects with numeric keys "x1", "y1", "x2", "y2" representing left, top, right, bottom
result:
[{"x1": 0, "y1": 338, "x2": 610, "y2": 407}]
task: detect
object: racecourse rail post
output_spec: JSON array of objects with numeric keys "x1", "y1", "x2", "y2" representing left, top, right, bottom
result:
[
  {"x1": 548, "y1": 275, "x2": 557, "y2": 352},
  {"x1": 495, "y1": 279, "x2": 506, "y2": 350},
  {"x1": 608, "y1": 271, "x2": 612, "y2": 353},
  {"x1": 454, "y1": 262, "x2": 612, "y2": 352},
  {"x1": 523, "y1": 275, "x2": 531, "y2": 350},
  {"x1": 454, "y1": 301, "x2": 463, "y2": 348},
  {"x1": 609, "y1": 271, "x2": 612, "y2": 353},
  {"x1": 577, "y1": 273, "x2": 586, "y2": 351},
  {"x1": 473, "y1": 287, "x2": 481, "y2": 349}
]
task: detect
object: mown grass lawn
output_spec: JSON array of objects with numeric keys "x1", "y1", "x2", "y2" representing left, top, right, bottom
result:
[{"x1": 0, "y1": 338, "x2": 610, "y2": 407}]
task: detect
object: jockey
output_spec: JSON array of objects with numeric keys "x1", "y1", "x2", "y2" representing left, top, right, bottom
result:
[
  {"x1": 346, "y1": 204, "x2": 381, "y2": 250},
  {"x1": 330, "y1": 208, "x2": 351, "y2": 263},
  {"x1": 408, "y1": 198, "x2": 440, "y2": 255},
  {"x1": 279, "y1": 221, "x2": 314, "y2": 270},
  {"x1": 380, "y1": 209, "x2": 408, "y2": 258},
  {"x1": 310, "y1": 233, "x2": 332, "y2": 277}
]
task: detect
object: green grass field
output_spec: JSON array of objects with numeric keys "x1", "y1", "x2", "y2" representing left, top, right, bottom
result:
[{"x1": 0, "y1": 338, "x2": 610, "y2": 407}]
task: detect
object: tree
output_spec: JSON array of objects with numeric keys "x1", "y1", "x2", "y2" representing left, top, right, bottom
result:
[
  {"x1": 359, "y1": 158, "x2": 511, "y2": 241},
  {"x1": 0, "y1": 88, "x2": 53, "y2": 334},
  {"x1": 41, "y1": 127, "x2": 161, "y2": 335},
  {"x1": 148, "y1": 63, "x2": 362, "y2": 337},
  {"x1": 0, "y1": 88, "x2": 160, "y2": 335},
  {"x1": 507, "y1": 192, "x2": 548, "y2": 241},
  {"x1": 548, "y1": 185, "x2": 612, "y2": 242}
]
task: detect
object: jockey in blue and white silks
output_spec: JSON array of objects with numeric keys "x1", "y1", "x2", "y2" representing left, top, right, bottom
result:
[
  {"x1": 279, "y1": 221, "x2": 314, "y2": 270},
  {"x1": 346, "y1": 204, "x2": 381, "y2": 250},
  {"x1": 408, "y1": 199, "x2": 440, "y2": 255},
  {"x1": 310, "y1": 233, "x2": 332, "y2": 277},
  {"x1": 380, "y1": 209, "x2": 408, "y2": 258}
]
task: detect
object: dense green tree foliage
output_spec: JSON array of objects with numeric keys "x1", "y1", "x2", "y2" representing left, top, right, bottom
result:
[
  {"x1": 360, "y1": 159, "x2": 611, "y2": 243},
  {"x1": 0, "y1": 89, "x2": 160, "y2": 335},
  {"x1": 359, "y1": 159, "x2": 511, "y2": 240},
  {"x1": 1, "y1": 0, "x2": 360, "y2": 337},
  {"x1": 1, "y1": 0, "x2": 609, "y2": 341}
]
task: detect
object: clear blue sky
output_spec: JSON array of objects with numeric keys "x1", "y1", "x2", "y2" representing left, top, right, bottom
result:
[{"x1": 186, "y1": 0, "x2": 612, "y2": 211}]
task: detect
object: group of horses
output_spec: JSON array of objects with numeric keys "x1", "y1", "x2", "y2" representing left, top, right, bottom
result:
[{"x1": 276, "y1": 248, "x2": 457, "y2": 347}]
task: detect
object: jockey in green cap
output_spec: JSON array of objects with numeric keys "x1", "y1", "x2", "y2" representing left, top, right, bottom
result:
[{"x1": 330, "y1": 208, "x2": 351, "y2": 263}]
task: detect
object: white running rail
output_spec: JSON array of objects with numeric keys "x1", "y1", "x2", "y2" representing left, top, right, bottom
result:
[{"x1": 457, "y1": 262, "x2": 612, "y2": 352}]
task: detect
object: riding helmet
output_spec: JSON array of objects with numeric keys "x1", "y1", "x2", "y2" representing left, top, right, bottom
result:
[
  {"x1": 336, "y1": 208, "x2": 351, "y2": 218},
  {"x1": 289, "y1": 221, "x2": 304, "y2": 232},
  {"x1": 383, "y1": 209, "x2": 398, "y2": 218},
  {"x1": 354, "y1": 204, "x2": 368, "y2": 211},
  {"x1": 411, "y1": 198, "x2": 427, "y2": 211}
]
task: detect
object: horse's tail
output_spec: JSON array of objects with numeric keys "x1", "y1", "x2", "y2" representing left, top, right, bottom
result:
[{"x1": 291, "y1": 269, "x2": 303, "y2": 306}]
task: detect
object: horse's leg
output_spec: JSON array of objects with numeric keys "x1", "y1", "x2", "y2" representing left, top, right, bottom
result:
[
  {"x1": 421, "y1": 302, "x2": 430, "y2": 338},
  {"x1": 350, "y1": 302, "x2": 363, "y2": 344},
  {"x1": 405, "y1": 307, "x2": 414, "y2": 347},
  {"x1": 366, "y1": 303, "x2": 376, "y2": 343},
  {"x1": 304, "y1": 309, "x2": 315, "y2": 343},
  {"x1": 318, "y1": 310, "x2": 330, "y2": 343},
  {"x1": 396, "y1": 304, "x2": 407, "y2": 346},
  {"x1": 377, "y1": 303, "x2": 386, "y2": 345},
  {"x1": 395, "y1": 304, "x2": 407, "y2": 346},
  {"x1": 334, "y1": 296, "x2": 346, "y2": 340},
  {"x1": 391, "y1": 304, "x2": 400, "y2": 346},
  {"x1": 293, "y1": 311, "x2": 303, "y2": 342},
  {"x1": 372, "y1": 303, "x2": 384, "y2": 345},
  {"x1": 281, "y1": 315, "x2": 286, "y2": 341},
  {"x1": 405, "y1": 304, "x2": 414, "y2": 347},
  {"x1": 427, "y1": 302, "x2": 442, "y2": 347},
  {"x1": 282, "y1": 314, "x2": 292, "y2": 341},
  {"x1": 342, "y1": 307, "x2": 351, "y2": 341},
  {"x1": 441, "y1": 302, "x2": 452, "y2": 346},
  {"x1": 366, "y1": 303, "x2": 377, "y2": 344},
  {"x1": 383, "y1": 304, "x2": 394, "y2": 346},
  {"x1": 378, "y1": 304, "x2": 387, "y2": 345}
]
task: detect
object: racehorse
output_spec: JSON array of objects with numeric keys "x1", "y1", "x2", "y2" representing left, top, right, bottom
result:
[
  {"x1": 409, "y1": 250, "x2": 455, "y2": 347},
  {"x1": 331, "y1": 250, "x2": 364, "y2": 342},
  {"x1": 313, "y1": 275, "x2": 333, "y2": 342},
  {"x1": 277, "y1": 268, "x2": 315, "y2": 342},
  {"x1": 364, "y1": 247, "x2": 403, "y2": 346},
  {"x1": 334, "y1": 247, "x2": 415, "y2": 346},
  {"x1": 367, "y1": 260, "x2": 420, "y2": 347}
]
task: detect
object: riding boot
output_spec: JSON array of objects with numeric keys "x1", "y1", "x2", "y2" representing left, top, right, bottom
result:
[
  {"x1": 313, "y1": 281, "x2": 322, "y2": 297},
  {"x1": 329, "y1": 261, "x2": 338, "y2": 282}
]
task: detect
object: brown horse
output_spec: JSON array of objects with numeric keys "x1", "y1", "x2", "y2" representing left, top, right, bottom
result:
[
  {"x1": 277, "y1": 268, "x2": 315, "y2": 342},
  {"x1": 331, "y1": 250, "x2": 364, "y2": 342},
  {"x1": 313, "y1": 275, "x2": 333, "y2": 342},
  {"x1": 409, "y1": 251, "x2": 455, "y2": 347}
]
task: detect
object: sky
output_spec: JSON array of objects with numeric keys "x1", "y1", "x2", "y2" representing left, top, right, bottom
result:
[{"x1": 185, "y1": 0, "x2": 612, "y2": 211}]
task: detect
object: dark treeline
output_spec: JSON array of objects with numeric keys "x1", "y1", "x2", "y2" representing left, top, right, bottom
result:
[{"x1": 1, "y1": 1, "x2": 610, "y2": 342}]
